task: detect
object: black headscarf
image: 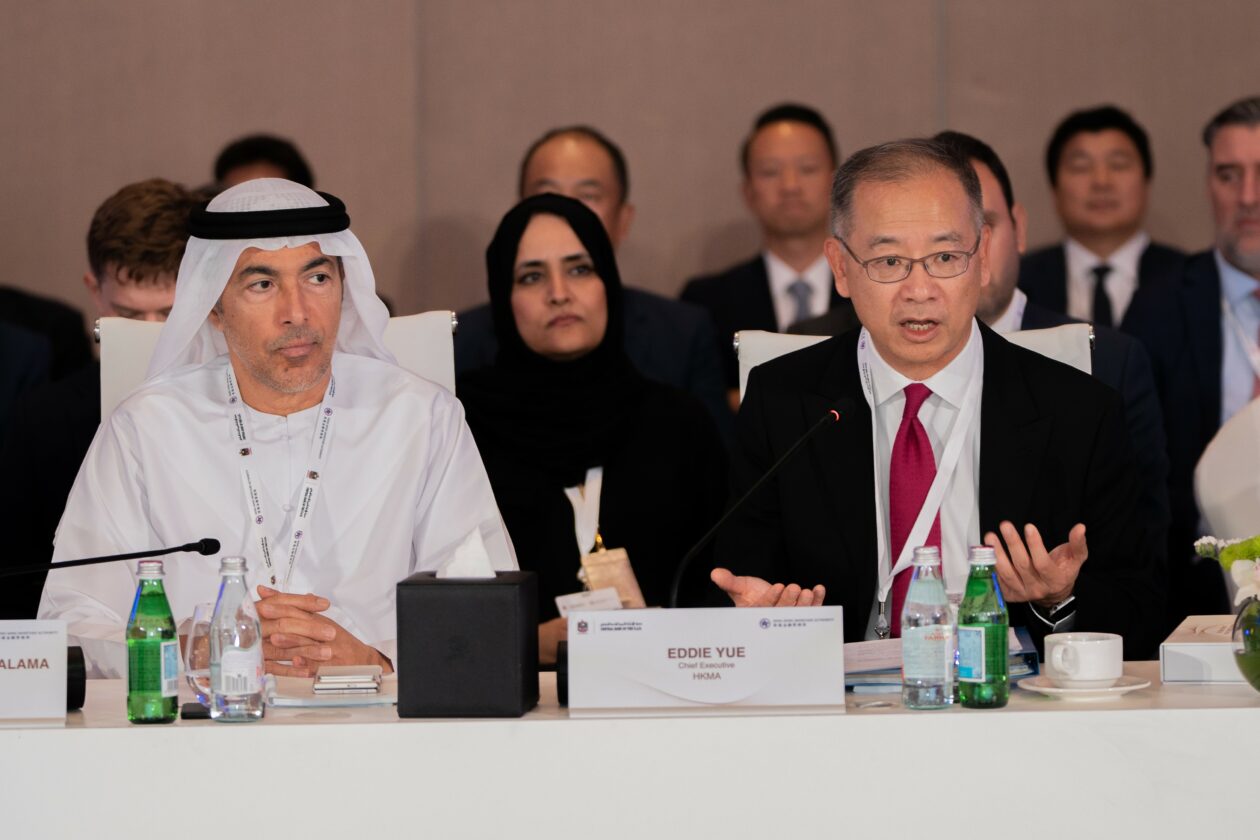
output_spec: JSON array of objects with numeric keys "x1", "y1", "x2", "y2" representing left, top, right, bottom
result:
[{"x1": 458, "y1": 194, "x2": 646, "y2": 487}]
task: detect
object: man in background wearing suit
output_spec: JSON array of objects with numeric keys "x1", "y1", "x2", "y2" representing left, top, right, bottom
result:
[
  {"x1": 1128, "y1": 95, "x2": 1260, "y2": 624},
  {"x1": 1021, "y1": 105, "x2": 1183, "y2": 333},
  {"x1": 711, "y1": 138, "x2": 1163, "y2": 658},
  {"x1": 681, "y1": 104, "x2": 856, "y2": 408},
  {"x1": 0, "y1": 178, "x2": 196, "y2": 619},
  {"x1": 455, "y1": 126, "x2": 730, "y2": 437},
  {"x1": 935, "y1": 129, "x2": 1170, "y2": 602}
]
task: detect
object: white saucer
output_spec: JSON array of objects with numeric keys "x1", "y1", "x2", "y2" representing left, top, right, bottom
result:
[{"x1": 1017, "y1": 674, "x2": 1150, "y2": 700}]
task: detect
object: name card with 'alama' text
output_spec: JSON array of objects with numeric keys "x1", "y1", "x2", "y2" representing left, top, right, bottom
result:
[
  {"x1": 566, "y1": 607, "x2": 845, "y2": 716},
  {"x1": 0, "y1": 620, "x2": 67, "y2": 725}
]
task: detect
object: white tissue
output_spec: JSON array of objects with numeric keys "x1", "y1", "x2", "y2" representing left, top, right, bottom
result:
[{"x1": 435, "y1": 529, "x2": 497, "y2": 579}]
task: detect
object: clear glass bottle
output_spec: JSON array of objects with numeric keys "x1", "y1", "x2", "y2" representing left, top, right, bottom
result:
[
  {"x1": 900, "y1": 546, "x2": 955, "y2": 709},
  {"x1": 126, "y1": 559, "x2": 179, "y2": 723},
  {"x1": 209, "y1": 556, "x2": 265, "y2": 721},
  {"x1": 957, "y1": 545, "x2": 1009, "y2": 708}
]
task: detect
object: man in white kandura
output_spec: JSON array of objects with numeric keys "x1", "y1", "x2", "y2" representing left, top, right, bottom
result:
[{"x1": 40, "y1": 178, "x2": 517, "y2": 678}]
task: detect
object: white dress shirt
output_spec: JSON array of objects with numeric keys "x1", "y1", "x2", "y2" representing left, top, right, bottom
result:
[
  {"x1": 1065, "y1": 230, "x2": 1149, "y2": 324},
  {"x1": 40, "y1": 352, "x2": 517, "y2": 677},
  {"x1": 764, "y1": 251, "x2": 833, "y2": 331},
  {"x1": 1217, "y1": 249, "x2": 1260, "y2": 426},
  {"x1": 862, "y1": 321, "x2": 983, "y2": 639},
  {"x1": 988, "y1": 288, "x2": 1028, "y2": 336}
]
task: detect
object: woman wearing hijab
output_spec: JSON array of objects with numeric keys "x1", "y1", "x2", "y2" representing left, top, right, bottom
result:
[{"x1": 459, "y1": 194, "x2": 727, "y2": 664}]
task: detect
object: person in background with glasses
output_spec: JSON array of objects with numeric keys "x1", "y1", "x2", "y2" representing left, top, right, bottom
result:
[{"x1": 709, "y1": 138, "x2": 1163, "y2": 659}]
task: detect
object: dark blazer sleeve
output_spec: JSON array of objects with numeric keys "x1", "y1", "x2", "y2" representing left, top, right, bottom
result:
[
  {"x1": 1068, "y1": 384, "x2": 1165, "y2": 658},
  {"x1": 715, "y1": 362, "x2": 786, "y2": 584},
  {"x1": 1090, "y1": 330, "x2": 1170, "y2": 541}
]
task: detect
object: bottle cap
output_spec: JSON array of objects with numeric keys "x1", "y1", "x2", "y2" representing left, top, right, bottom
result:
[
  {"x1": 967, "y1": 546, "x2": 997, "y2": 566},
  {"x1": 136, "y1": 559, "x2": 164, "y2": 578},
  {"x1": 912, "y1": 545, "x2": 941, "y2": 566},
  {"x1": 218, "y1": 556, "x2": 248, "y2": 575}
]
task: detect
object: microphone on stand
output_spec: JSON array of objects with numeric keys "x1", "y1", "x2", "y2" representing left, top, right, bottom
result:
[
  {"x1": 0, "y1": 538, "x2": 221, "y2": 579},
  {"x1": 0, "y1": 538, "x2": 219, "y2": 710},
  {"x1": 667, "y1": 405, "x2": 847, "y2": 608}
]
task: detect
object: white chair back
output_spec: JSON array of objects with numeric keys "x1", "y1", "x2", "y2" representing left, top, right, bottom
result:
[
  {"x1": 1195, "y1": 398, "x2": 1260, "y2": 541},
  {"x1": 98, "y1": 310, "x2": 459, "y2": 418},
  {"x1": 735, "y1": 323, "x2": 1094, "y2": 402}
]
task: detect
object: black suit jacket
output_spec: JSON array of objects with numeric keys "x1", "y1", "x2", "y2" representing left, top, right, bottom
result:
[
  {"x1": 454, "y1": 287, "x2": 733, "y2": 443},
  {"x1": 717, "y1": 323, "x2": 1163, "y2": 658},
  {"x1": 0, "y1": 287, "x2": 92, "y2": 381},
  {"x1": 1019, "y1": 301, "x2": 1169, "y2": 539},
  {"x1": 681, "y1": 255, "x2": 850, "y2": 388},
  {"x1": 0, "y1": 362, "x2": 100, "y2": 619},
  {"x1": 1125, "y1": 251, "x2": 1229, "y2": 621},
  {"x1": 1019, "y1": 240, "x2": 1185, "y2": 333}
]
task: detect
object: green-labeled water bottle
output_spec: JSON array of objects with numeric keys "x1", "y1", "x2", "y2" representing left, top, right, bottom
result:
[
  {"x1": 126, "y1": 559, "x2": 179, "y2": 723},
  {"x1": 957, "y1": 545, "x2": 1008, "y2": 709}
]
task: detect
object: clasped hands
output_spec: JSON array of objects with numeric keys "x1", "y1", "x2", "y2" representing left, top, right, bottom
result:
[
  {"x1": 711, "y1": 521, "x2": 1087, "y2": 610},
  {"x1": 255, "y1": 585, "x2": 392, "y2": 676}
]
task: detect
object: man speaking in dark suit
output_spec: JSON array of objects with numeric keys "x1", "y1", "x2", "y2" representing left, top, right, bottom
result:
[
  {"x1": 1020, "y1": 106, "x2": 1183, "y2": 333},
  {"x1": 681, "y1": 104, "x2": 855, "y2": 407},
  {"x1": 711, "y1": 138, "x2": 1163, "y2": 657}
]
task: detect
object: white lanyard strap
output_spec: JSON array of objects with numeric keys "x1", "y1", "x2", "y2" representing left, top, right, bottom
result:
[
  {"x1": 857, "y1": 325, "x2": 982, "y2": 606},
  {"x1": 563, "y1": 466, "x2": 604, "y2": 555},
  {"x1": 227, "y1": 367, "x2": 337, "y2": 589},
  {"x1": 1221, "y1": 295, "x2": 1260, "y2": 381}
]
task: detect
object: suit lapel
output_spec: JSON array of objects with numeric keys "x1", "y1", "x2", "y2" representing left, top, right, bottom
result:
[
  {"x1": 745, "y1": 257, "x2": 779, "y2": 332},
  {"x1": 978, "y1": 326, "x2": 1052, "y2": 531},
  {"x1": 1183, "y1": 255, "x2": 1223, "y2": 433}
]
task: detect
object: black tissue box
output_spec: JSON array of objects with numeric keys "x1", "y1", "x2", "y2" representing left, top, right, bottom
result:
[{"x1": 396, "y1": 570, "x2": 538, "y2": 717}]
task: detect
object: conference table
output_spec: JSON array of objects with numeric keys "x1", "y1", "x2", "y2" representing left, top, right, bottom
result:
[{"x1": 2, "y1": 661, "x2": 1254, "y2": 839}]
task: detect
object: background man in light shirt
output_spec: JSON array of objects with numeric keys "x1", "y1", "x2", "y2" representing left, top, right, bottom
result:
[
  {"x1": 1127, "y1": 95, "x2": 1260, "y2": 623},
  {"x1": 1020, "y1": 105, "x2": 1184, "y2": 333},
  {"x1": 682, "y1": 103, "x2": 857, "y2": 405},
  {"x1": 711, "y1": 138, "x2": 1163, "y2": 657}
]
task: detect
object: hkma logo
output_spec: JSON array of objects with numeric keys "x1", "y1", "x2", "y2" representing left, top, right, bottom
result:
[{"x1": 759, "y1": 618, "x2": 771, "y2": 629}]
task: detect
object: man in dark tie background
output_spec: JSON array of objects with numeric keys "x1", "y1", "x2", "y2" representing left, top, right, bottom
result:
[
  {"x1": 711, "y1": 138, "x2": 1163, "y2": 657},
  {"x1": 1020, "y1": 105, "x2": 1183, "y2": 333},
  {"x1": 681, "y1": 104, "x2": 856, "y2": 408}
]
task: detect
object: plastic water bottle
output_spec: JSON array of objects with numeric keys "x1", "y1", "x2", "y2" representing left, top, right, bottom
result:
[
  {"x1": 957, "y1": 545, "x2": 1009, "y2": 708},
  {"x1": 209, "y1": 556, "x2": 265, "y2": 721},
  {"x1": 126, "y1": 559, "x2": 178, "y2": 723},
  {"x1": 900, "y1": 546, "x2": 954, "y2": 709}
]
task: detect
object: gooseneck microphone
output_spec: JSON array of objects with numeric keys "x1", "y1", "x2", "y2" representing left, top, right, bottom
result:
[
  {"x1": 0, "y1": 538, "x2": 221, "y2": 579},
  {"x1": 667, "y1": 406, "x2": 846, "y2": 608}
]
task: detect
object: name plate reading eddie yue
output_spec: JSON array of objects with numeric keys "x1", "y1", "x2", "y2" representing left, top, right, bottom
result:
[
  {"x1": 567, "y1": 607, "x2": 845, "y2": 717},
  {"x1": 0, "y1": 620, "x2": 67, "y2": 724}
]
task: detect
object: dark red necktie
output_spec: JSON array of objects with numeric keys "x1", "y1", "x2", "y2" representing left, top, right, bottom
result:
[{"x1": 889, "y1": 383, "x2": 942, "y2": 637}]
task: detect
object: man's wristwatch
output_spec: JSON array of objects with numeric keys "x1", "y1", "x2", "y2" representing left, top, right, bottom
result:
[{"x1": 1038, "y1": 594, "x2": 1076, "y2": 623}]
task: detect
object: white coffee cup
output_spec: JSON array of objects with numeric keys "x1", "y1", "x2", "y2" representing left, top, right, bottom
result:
[{"x1": 1043, "y1": 632, "x2": 1123, "y2": 689}]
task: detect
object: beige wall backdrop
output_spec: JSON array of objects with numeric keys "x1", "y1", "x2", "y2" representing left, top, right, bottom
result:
[{"x1": 3, "y1": 0, "x2": 1259, "y2": 326}]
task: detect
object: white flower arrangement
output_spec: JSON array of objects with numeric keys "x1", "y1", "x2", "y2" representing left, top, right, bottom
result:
[{"x1": 1195, "y1": 535, "x2": 1260, "y2": 606}]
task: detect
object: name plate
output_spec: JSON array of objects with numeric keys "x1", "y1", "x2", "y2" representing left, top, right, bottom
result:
[
  {"x1": 0, "y1": 620, "x2": 67, "y2": 725},
  {"x1": 567, "y1": 607, "x2": 845, "y2": 716}
]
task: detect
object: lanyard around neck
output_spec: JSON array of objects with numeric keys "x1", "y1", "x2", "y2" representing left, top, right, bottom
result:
[
  {"x1": 226, "y1": 365, "x2": 337, "y2": 589},
  {"x1": 563, "y1": 466, "x2": 604, "y2": 555},
  {"x1": 857, "y1": 325, "x2": 983, "y2": 609}
]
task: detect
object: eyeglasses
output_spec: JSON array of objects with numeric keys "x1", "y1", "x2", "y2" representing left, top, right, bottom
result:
[{"x1": 837, "y1": 235, "x2": 981, "y2": 284}]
